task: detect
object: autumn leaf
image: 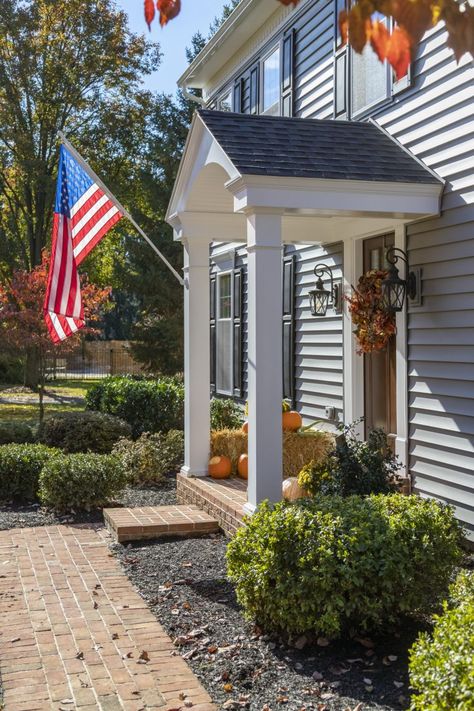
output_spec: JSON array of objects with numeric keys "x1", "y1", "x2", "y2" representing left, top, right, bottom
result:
[
  {"x1": 370, "y1": 20, "x2": 390, "y2": 62},
  {"x1": 157, "y1": 0, "x2": 181, "y2": 27},
  {"x1": 386, "y1": 26, "x2": 411, "y2": 80},
  {"x1": 348, "y1": 5, "x2": 371, "y2": 54},
  {"x1": 144, "y1": 0, "x2": 155, "y2": 30}
]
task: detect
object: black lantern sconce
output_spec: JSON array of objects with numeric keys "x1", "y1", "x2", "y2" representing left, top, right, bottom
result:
[
  {"x1": 309, "y1": 264, "x2": 342, "y2": 317},
  {"x1": 381, "y1": 247, "x2": 421, "y2": 313}
]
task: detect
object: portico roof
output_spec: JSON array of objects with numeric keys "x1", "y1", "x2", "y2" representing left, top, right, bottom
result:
[
  {"x1": 198, "y1": 110, "x2": 441, "y2": 184},
  {"x1": 166, "y1": 110, "x2": 444, "y2": 244}
]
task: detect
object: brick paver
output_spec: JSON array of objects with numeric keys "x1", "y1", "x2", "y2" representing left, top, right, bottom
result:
[
  {"x1": 104, "y1": 505, "x2": 219, "y2": 543},
  {"x1": 177, "y1": 475, "x2": 247, "y2": 536},
  {"x1": 0, "y1": 525, "x2": 216, "y2": 711}
]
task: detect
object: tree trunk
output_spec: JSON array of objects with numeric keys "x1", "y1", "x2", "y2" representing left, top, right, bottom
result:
[
  {"x1": 24, "y1": 348, "x2": 39, "y2": 390},
  {"x1": 38, "y1": 357, "x2": 45, "y2": 423}
]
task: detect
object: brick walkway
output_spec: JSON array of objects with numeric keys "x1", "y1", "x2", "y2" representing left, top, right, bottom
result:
[{"x1": 0, "y1": 525, "x2": 216, "y2": 711}]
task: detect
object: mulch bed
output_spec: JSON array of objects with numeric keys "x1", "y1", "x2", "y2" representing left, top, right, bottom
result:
[
  {"x1": 114, "y1": 532, "x2": 424, "y2": 711},
  {"x1": 0, "y1": 474, "x2": 177, "y2": 530}
]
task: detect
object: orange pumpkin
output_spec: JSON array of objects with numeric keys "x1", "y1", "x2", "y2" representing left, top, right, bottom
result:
[
  {"x1": 237, "y1": 454, "x2": 248, "y2": 480},
  {"x1": 242, "y1": 421, "x2": 249, "y2": 434},
  {"x1": 282, "y1": 477, "x2": 310, "y2": 501},
  {"x1": 282, "y1": 410, "x2": 303, "y2": 432},
  {"x1": 208, "y1": 455, "x2": 232, "y2": 479}
]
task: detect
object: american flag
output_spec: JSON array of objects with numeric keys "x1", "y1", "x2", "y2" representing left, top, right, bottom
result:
[{"x1": 44, "y1": 144, "x2": 122, "y2": 343}]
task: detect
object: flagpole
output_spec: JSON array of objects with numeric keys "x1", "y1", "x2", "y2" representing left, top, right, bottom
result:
[{"x1": 57, "y1": 132, "x2": 184, "y2": 287}]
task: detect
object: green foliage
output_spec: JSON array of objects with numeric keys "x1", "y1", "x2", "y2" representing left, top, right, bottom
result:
[
  {"x1": 297, "y1": 423, "x2": 399, "y2": 497},
  {"x1": 0, "y1": 421, "x2": 35, "y2": 445},
  {"x1": 39, "y1": 453, "x2": 127, "y2": 511},
  {"x1": 0, "y1": 353, "x2": 24, "y2": 384},
  {"x1": 409, "y1": 570, "x2": 474, "y2": 711},
  {"x1": 86, "y1": 376, "x2": 184, "y2": 438},
  {"x1": 37, "y1": 411, "x2": 131, "y2": 453},
  {"x1": 210, "y1": 398, "x2": 244, "y2": 431},
  {"x1": 297, "y1": 458, "x2": 336, "y2": 496},
  {"x1": 226, "y1": 495, "x2": 463, "y2": 639},
  {"x1": 113, "y1": 430, "x2": 184, "y2": 486},
  {"x1": 0, "y1": 443, "x2": 59, "y2": 502}
]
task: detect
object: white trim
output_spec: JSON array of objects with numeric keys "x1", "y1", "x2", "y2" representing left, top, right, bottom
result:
[{"x1": 394, "y1": 224, "x2": 409, "y2": 471}]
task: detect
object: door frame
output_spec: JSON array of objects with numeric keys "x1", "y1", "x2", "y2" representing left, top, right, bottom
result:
[{"x1": 343, "y1": 224, "x2": 408, "y2": 469}]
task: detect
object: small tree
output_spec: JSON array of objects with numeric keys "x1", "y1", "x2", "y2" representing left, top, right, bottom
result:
[{"x1": 0, "y1": 252, "x2": 110, "y2": 421}]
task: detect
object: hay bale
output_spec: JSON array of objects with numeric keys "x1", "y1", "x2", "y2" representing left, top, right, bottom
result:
[
  {"x1": 283, "y1": 430, "x2": 334, "y2": 478},
  {"x1": 211, "y1": 428, "x2": 334, "y2": 478},
  {"x1": 211, "y1": 429, "x2": 247, "y2": 474}
]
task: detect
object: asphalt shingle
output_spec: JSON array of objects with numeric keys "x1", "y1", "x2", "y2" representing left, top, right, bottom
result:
[{"x1": 199, "y1": 110, "x2": 441, "y2": 184}]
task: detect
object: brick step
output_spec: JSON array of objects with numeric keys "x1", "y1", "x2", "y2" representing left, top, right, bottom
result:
[{"x1": 104, "y1": 504, "x2": 220, "y2": 543}]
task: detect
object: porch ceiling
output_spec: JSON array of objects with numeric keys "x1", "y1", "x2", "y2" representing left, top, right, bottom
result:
[{"x1": 166, "y1": 110, "x2": 444, "y2": 243}]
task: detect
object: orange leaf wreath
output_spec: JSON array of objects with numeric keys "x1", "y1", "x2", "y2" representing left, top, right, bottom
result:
[{"x1": 346, "y1": 270, "x2": 397, "y2": 354}]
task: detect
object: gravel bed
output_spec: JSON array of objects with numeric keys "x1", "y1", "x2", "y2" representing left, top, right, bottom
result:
[
  {"x1": 0, "y1": 475, "x2": 177, "y2": 530},
  {"x1": 114, "y1": 534, "x2": 423, "y2": 711}
]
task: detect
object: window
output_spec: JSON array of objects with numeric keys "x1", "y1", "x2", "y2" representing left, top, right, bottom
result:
[
  {"x1": 350, "y1": 39, "x2": 390, "y2": 115},
  {"x1": 219, "y1": 90, "x2": 232, "y2": 112},
  {"x1": 262, "y1": 46, "x2": 280, "y2": 114},
  {"x1": 216, "y1": 273, "x2": 233, "y2": 394}
]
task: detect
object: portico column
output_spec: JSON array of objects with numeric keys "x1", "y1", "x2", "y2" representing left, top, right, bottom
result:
[
  {"x1": 182, "y1": 236, "x2": 211, "y2": 477},
  {"x1": 244, "y1": 211, "x2": 283, "y2": 514}
]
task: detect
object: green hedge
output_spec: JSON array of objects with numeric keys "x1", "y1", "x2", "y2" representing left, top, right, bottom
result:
[
  {"x1": 210, "y1": 398, "x2": 243, "y2": 431},
  {"x1": 0, "y1": 444, "x2": 59, "y2": 502},
  {"x1": 409, "y1": 570, "x2": 474, "y2": 711},
  {"x1": 0, "y1": 421, "x2": 35, "y2": 445},
  {"x1": 113, "y1": 430, "x2": 184, "y2": 486},
  {"x1": 39, "y1": 452, "x2": 127, "y2": 511},
  {"x1": 37, "y1": 411, "x2": 131, "y2": 453},
  {"x1": 86, "y1": 376, "x2": 184, "y2": 437},
  {"x1": 227, "y1": 495, "x2": 463, "y2": 639}
]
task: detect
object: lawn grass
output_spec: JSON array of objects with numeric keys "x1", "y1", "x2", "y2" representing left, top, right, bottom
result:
[{"x1": 0, "y1": 379, "x2": 94, "y2": 425}]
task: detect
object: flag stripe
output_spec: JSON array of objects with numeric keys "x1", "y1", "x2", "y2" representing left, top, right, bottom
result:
[
  {"x1": 71, "y1": 193, "x2": 109, "y2": 237},
  {"x1": 73, "y1": 206, "x2": 120, "y2": 263}
]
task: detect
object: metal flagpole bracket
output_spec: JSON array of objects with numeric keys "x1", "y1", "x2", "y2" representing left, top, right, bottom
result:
[{"x1": 57, "y1": 131, "x2": 184, "y2": 287}]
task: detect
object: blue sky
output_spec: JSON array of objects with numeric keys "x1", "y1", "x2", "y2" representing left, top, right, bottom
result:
[{"x1": 116, "y1": 0, "x2": 226, "y2": 95}]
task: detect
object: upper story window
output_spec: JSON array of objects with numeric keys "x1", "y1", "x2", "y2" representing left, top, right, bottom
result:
[
  {"x1": 218, "y1": 90, "x2": 233, "y2": 112},
  {"x1": 262, "y1": 46, "x2": 281, "y2": 114},
  {"x1": 350, "y1": 39, "x2": 390, "y2": 115},
  {"x1": 335, "y1": 3, "x2": 409, "y2": 119}
]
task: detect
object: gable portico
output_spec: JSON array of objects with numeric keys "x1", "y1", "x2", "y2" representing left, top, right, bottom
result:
[{"x1": 167, "y1": 110, "x2": 443, "y2": 513}]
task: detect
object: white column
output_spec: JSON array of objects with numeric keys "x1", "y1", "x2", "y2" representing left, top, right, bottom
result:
[
  {"x1": 182, "y1": 237, "x2": 211, "y2": 477},
  {"x1": 244, "y1": 211, "x2": 283, "y2": 514},
  {"x1": 343, "y1": 238, "x2": 364, "y2": 438}
]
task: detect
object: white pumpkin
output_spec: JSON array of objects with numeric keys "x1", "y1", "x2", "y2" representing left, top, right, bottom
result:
[{"x1": 282, "y1": 477, "x2": 310, "y2": 502}]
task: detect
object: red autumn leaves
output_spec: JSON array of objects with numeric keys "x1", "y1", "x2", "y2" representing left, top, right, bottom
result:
[
  {"x1": 144, "y1": 0, "x2": 473, "y2": 82},
  {"x1": 144, "y1": 0, "x2": 181, "y2": 30}
]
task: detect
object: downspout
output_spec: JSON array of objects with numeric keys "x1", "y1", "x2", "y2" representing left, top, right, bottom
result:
[{"x1": 180, "y1": 85, "x2": 207, "y2": 107}]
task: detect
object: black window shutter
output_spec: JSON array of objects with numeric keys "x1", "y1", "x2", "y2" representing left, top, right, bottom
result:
[
  {"x1": 210, "y1": 274, "x2": 217, "y2": 393},
  {"x1": 233, "y1": 80, "x2": 242, "y2": 113},
  {"x1": 232, "y1": 267, "x2": 244, "y2": 397},
  {"x1": 282, "y1": 254, "x2": 295, "y2": 403},
  {"x1": 282, "y1": 31, "x2": 294, "y2": 117},
  {"x1": 250, "y1": 65, "x2": 259, "y2": 114}
]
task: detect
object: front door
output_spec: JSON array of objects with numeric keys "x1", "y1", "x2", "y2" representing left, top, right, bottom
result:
[{"x1": 363, "y1": 235, "x2": 396, "y2": 447}]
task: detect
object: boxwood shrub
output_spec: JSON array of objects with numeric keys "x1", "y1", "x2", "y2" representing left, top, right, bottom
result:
[
  {"x1": 0, "y1": 443, "x2": 59, "y2": 502},
  {"x1": 113, "y1": 430, "x2": 184, "y2": 486},
  {"x1": 226, "y1": 495, "x2": 463, "y2": 639},
  {"x1": 37, "y1": 411, "x2": 131, "y2": 453},
  {"x1": 409, "y1": 570, "x2": 474, "y2": 711},
  {"x1": 39, "y1": 452, "x2": 127, "y2": 511},
  {"x1": 85, "y1": 375, "x2": 184, "y2": 437},
  {"x1": 0, "y1": 421, "x2": 35, "y2": 445}
]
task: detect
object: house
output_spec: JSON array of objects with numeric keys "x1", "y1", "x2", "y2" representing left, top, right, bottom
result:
[{"x1": 166, "y1": 0, "x2": 474, "y2": 541}]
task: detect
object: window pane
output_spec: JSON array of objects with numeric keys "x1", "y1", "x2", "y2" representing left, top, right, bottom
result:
[
  {"x1": 218, "y1": 274, "x2": 231, "y2": 319},
  {"x1": 263, "y1": 47, "x2": 280, "y2": 112},
  {"x1": 219, "y1": 91, "x2": 232, "y2": 112},
  {"x1": 351, "y1": 44, "x2": 387, "y2": 114}
]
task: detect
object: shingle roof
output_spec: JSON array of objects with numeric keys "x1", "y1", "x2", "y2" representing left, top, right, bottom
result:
[{"x1": 198, "y1": 110, "x2": 441, "y2": 185}]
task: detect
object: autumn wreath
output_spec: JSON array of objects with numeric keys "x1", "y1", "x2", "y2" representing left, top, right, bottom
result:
[{"x1": 346, "y1": 269, "x2": 396, "y2": 354}]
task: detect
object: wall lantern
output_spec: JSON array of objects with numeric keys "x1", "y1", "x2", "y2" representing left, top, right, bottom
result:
[
  {"x1": 381, "y1": 247, "x2": 420, "y2": 313},
  {"x1": 309, "y1": 264, "x2": 341, "y2": 317}
]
